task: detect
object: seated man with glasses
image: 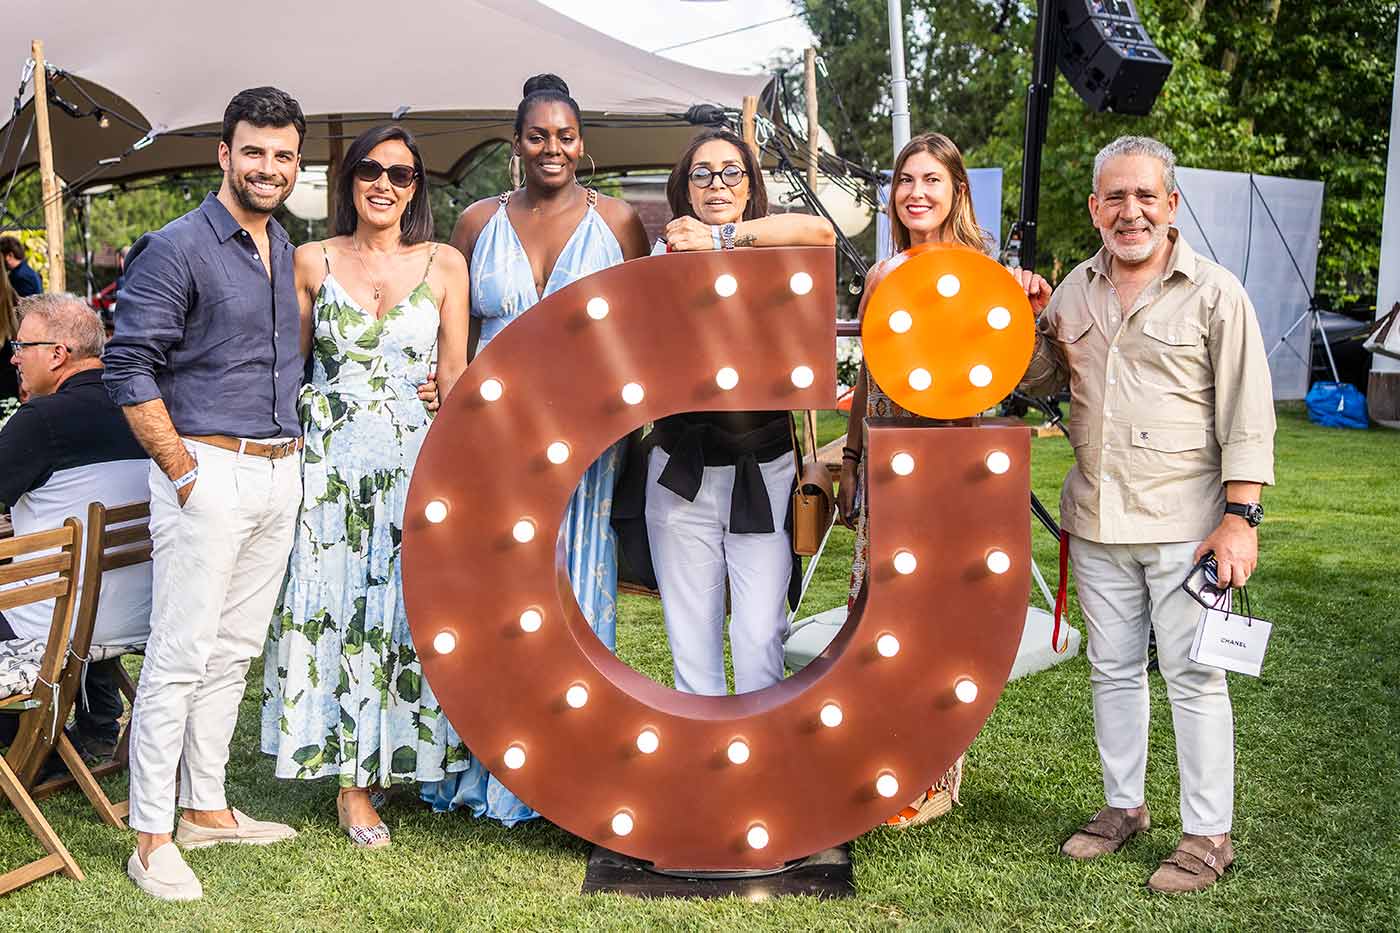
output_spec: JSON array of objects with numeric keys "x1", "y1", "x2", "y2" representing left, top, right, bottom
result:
[{"x1": 0, "y1": 294, "x2": 151, "y2": 762}]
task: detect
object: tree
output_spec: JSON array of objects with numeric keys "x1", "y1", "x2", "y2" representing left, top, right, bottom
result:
[{"x1": 796, "y1": 0, "x2": 1397, "y2": 305}]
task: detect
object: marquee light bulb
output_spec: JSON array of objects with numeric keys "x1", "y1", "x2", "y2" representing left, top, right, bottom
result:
[
  {"x1": 937, "y1": 274, "x2": 961, "y2": 297},
  {"x1": 512, "y1": 519, "x2": 536, "y2": 543},
  {"x1": 986, "y1": 549, "x2": 1011, "y2": 575},
  {"x1": 586, "y1": 297, "x2": 610, "y2": 320},
  {"x1": 432, "y1": 631, "x2": 456, "y2": 655},
  {"x1": 636, "y1": 728, "x2": 659, "y2": 754},
  {"x1": 969, "y1": 364, "x2": 994, "y2": 388},
  {"x1": 727, "y1": 739, "x2": 750, "y2": 765},
  {"x1": 716, "y1": 367, "x2": 739, "y2": 390},
  {"x1": 546, "y1": 441, "x2": 571, "y2": 464},
  {"x1": 611, "y1": 811, "x2": 634, "y2": 836},
  {"x1": 565, "y1": 684, "x2": 589, "y2": 709},
  {"x1": 986, "y1": 450, "x2": 1011, "y2": 474},
  {"x1": 747, "y1": 825, "x2": 769, "y2": 850},
  {"x1": 987, "y1": 306, "x2": 1012, "y2": 330},
  {"x1": 819, "y1": 703, "x2": 843, "y2": 728},
  {"x1": 890, "y1": 452, "x2": 915, "y2": 476},
  {"x1": 479, "y1": 378, "x2": 504, "y2": 401},
  {"x1": 503, "y1": 744, "x2": 526, "y2": 770},
  {"x1": 790, "y1": 365, "x2": 815, "y2": 389},
  {"x1": 621, "y1": 382, "x2": 645, "y2": 405},
  {"x1": 424, "y1": 499, "x2": 448, "y2": 523},
  {"x1": 789, "y1": 271, "x2": 814, "y2": 295},
  {"x1": 888, "y1": 309, "x2": 913, "y2": 334},
  {"x1": 893, "y1": 550, "x2": 918, "y2": 575},
  {"x1": 876, "y1": 633, "x2": 900, "y2": 658},
  {"x1": 714, "y1": 274, "x2": 738, "y2": 298},
  {"x1": 876, "y1": 773, "x2": 900, "y2": 798},
  {"x1": 955, "y1": 677, "x2": 980, "y2": 704},
  {"x1": 908, "y1": 368, "x2": 932, "y2": 392},
  {"x1": 519, "y1": 608, "x2": 543, "y2": 633}
]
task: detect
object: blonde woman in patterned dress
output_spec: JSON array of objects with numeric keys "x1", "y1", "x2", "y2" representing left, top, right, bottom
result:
[
  {"x1": 838, "y1": 133, "x2": 1050, "y2": 827},
  {"x1": 260, "y1": 125, "x2": 469, "y2": 848}
]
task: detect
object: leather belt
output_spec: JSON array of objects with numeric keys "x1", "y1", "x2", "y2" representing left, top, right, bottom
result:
[{"x1": 185, "y1": 435, "x2": 304, "y2": 460}]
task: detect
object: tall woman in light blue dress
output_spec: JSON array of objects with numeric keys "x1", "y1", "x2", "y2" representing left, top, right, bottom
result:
[
  {"x1": 261, "y1": 125, "x2": 470, "y2": 848},
  {"x1": 419, "y1": 74, "x2": 649, "y2": 825}
]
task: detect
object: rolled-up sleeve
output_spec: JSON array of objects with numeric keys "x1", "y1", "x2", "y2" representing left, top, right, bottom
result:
[
  {"x1": 103, "y1": 231, "x2": 190, "y2": 408},
  {"x1": 1018, "y1": 292, "x2": 1070, "y2": 397},
  {"x1": 1209, "y1": 285, "x2": 1276, "y2": 486}
]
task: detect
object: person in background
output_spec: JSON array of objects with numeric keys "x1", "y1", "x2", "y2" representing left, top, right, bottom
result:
[
  {"x1": 104, "y1": 86, "x2": 308, "y2": 901},
  {"x1": 1, "y1": 280, "x2": 19, "y2": 399},
  {"x1": 838, "y1": 132, "x2": 1050, "y2": 828},
  {"x1": 0, "y1": 294, "x2": 150, "y2": 759},
  {"x1": 625, "y1": 126, "x2": 834, "y2": 698},
  {"x1": 418, "y1": 73, "x2": 649, "y2": 826},
  {"x1": 261, "y1": 123, "x2": 469, "y2": 849},
  {"x1": 1, "y1": 235, "x2": 43, "y2": 298},
  {"x1": 1017, "y1": 135, "x2": 1275, "y2": 894}
]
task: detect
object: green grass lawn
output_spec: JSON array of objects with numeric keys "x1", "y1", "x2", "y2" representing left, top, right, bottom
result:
[{"x1": 3, "y1": 405, "x2": 1397, "y2": 931}]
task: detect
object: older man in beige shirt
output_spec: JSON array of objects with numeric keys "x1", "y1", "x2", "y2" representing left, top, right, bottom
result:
[{"x1": 1017, "y1": 136, "x2": 1275, "y2": 894}]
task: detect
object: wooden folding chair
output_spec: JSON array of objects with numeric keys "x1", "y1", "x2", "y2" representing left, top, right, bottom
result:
[
  {"x1": 20, "y1": 501, "x2": 151, "y2": 828},
  {"x1": 0, "y1": 517, "x2": 85, "y2": 893}
]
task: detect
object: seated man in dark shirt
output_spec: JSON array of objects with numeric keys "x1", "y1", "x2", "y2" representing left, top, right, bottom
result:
[
  {"x1": 0, "y1": 294, "x2": 151, "y2": 758},
  {"x1": 1, "y1": 236, "x2": 43, "y2": 298}
]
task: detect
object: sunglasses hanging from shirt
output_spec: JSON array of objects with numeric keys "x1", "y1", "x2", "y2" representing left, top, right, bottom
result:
[{"x1": 1182, "y1": 553, "x2": 1273, "y2": 677}]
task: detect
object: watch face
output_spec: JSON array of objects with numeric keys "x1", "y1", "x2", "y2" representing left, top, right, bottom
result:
[{"x1": 721, "y1": 223, "x2": 737, "y2": 236}]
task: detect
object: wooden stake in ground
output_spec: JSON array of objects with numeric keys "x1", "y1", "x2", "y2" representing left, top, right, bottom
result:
[
  {"x1": 741, "y1": 95, "x2": 759, "y2": 165},
  {"x1": 805, "y1": 48, "x2": 820, "y2": 190},
  {"x1": 30, "y1": 39, "x2": 66, "y2": 294}
]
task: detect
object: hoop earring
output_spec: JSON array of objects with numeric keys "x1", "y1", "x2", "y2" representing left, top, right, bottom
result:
[
  {"x1": 509, "y1": 154, "x2": 523, "y2": 189},
  {"x1": 577, "y1": 153, "x2": 597, "y2": 189}
]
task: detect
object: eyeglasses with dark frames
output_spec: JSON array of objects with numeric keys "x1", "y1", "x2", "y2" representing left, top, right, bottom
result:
[
  {"x1": 688, "y1": 165, "x2": 748, "y2": 189},
  {"x1": 8, "y1": 339, "x2": 69, "y2": 353},
  {"x1": 353, "y1": 158, "x2": 419, "y2": 188}
]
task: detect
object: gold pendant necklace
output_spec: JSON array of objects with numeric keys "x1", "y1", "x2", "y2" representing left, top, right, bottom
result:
[{"x1": 350, "y1": 239, "x2": 395, "y2": 303}]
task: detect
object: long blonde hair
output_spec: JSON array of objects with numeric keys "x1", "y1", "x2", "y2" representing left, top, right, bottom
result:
[
  {"x1": 888, "y1": 133, "x2": 987, "y2": 253},
  {"x1": 0, "y1": 281, "x2": 18, "y2": 344}
]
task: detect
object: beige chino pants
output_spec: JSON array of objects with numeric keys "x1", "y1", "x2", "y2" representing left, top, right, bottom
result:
[
  {"x1": 1069, "y1": 536, "x2": 1235, "y2": 836},
  {"x1": 127, "y1": 438, "x2": 301, "y2": 834}
]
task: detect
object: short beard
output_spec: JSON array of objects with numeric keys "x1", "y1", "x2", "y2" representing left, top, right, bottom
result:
[
  {"x1": 228, "y1": 169, "x2": 289, "y2": 215},
  {"x1": 1101, "y1": 219, "x2": 1168, "y2": 264}
]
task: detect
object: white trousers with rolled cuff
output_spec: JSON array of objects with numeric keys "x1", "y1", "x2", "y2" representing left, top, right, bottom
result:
[
  {"x1": 644, "y1": 448, "x2": 795, "y2": 696},
  {"x1": 127, "y1": 438, "x2": 301, "y2": 834},
  {"x1": 1069, "y1": 536, "x2": 1235, "y2": 836}
]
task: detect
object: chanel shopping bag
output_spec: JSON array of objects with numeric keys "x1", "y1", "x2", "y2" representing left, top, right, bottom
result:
[{"x1": 1183, "y1": 555, "x2": 1272, "y2": 677}]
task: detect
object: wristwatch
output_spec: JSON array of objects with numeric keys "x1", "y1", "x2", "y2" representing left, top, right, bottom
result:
[
  {"x1": 1224, "y1": 502, "x2": 1264, "y2": 527},
  {"x1": 719, "y1": 222, "x2": 738, "y2": 250}
]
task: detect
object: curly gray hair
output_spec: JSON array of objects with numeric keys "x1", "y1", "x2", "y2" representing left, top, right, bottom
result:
[{"x1": 1093, "y1": 135, "x2": 1177, "y2": 195}]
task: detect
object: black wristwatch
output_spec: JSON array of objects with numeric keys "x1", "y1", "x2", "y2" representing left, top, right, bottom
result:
[{"x1": 1224, "y1": 502, "x2": 1264, "y2": 527}]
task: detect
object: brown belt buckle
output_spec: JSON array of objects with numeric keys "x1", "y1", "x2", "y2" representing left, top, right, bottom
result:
[{"x1": 274, "y1": 439, "x2": 298, "y2": 460}]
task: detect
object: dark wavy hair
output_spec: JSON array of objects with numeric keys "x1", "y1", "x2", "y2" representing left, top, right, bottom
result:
[
  {"x1": 334, "y1": 125, "x2": 434, "y2": 246},
  {"x1": 221, "y1": 86, "x2": 306, "y2": 148},
  {"x1": 514, "y1": 74, "x2": 582, "y2": 137},
  {"x1": 665, "y1": 128, "x2": 768, "y2": 222}
]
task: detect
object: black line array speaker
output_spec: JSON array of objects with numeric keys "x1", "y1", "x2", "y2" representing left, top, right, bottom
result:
[{"x1": 1055, "y1": 0, "x2": 1173, "y2": 116}]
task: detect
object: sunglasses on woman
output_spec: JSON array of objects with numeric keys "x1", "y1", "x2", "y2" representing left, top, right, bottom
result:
[
  {"x1": 354, "y1": 158, "x2": 419, "y2": 188},
  {"x1": 688, "y1": 165, "x2": 747, "y2": 189}
]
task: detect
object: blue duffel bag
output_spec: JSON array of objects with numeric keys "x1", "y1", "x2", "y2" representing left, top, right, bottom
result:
[{"x1": 1305, "y1": 381, "x2": 1368, "y2": 429}]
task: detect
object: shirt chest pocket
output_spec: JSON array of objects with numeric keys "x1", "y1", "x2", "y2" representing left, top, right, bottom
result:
[
  {"x1": 1129, "y1": 423, "x2": 1213, "y2": 518},
  {"x1": 1136, "y1": 318, "x2": 1211, "y2": 391},
  {"x1": 1053, "y1": 312, "x2": 1097, "y2": 385}
]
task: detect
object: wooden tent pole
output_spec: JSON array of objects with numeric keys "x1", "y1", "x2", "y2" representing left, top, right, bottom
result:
[
  {"x1": 741, "y1": 95, "x2": 759, "y2": 164},
  {"x1": 805, "y1": 48, "x2": 820, "y2": 190},
  {"x1": 30, "y1": 40, "x2": 66, "y2": 293},
  {"x1": 326, "y1": 114, "x2": 344, "y2": 223}
]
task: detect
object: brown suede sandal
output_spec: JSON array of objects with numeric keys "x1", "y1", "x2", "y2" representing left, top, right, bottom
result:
[
  {"x1": 1060, "y1": 805, "x2": 1150, "y2": 860},
  {"x1": 1147, "y1": 834, "x2": 1233, "y2": 893}
]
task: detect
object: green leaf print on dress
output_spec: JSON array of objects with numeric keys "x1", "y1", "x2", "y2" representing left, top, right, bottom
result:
[{"x1": 261, "y1": 248, "x2": 469, "y2": 789}]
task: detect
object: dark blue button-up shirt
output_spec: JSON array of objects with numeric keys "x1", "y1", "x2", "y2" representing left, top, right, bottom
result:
[
  {"x1": 104, "y1": 193, "x2": 301, "y2": 438},
  {"x1": 8, "y1": 259, "x2": 43, "y2": 297}
]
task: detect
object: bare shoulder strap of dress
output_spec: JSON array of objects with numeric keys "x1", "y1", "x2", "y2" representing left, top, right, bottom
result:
[
  {"x1": 423, "y1": 243, "x2": 441, "y2": 278},
  {"x1": 498, "y1": 191, "x2": 511, "y2": 205},
  {"x1": 319, "y1": 242, "x2": 331, "y2": 273},
  {"x1": 586, "y1": 187, "x2": 598, "y2": 208}
]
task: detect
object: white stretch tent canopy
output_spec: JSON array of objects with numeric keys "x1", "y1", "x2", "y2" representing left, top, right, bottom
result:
[
  {"x1": 1, "y1": 0, "x2": 770, "y2": 187},
  {"x1": 1174, "y1": 167, "x2": 1325, "y2": 401}
]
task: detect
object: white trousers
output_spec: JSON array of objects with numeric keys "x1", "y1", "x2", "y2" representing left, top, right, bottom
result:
[
  {"x1": 128, "y1": 439, "x2": 301, "y2": 834},
  {"x1": 1070, "y1": 536, "x2": 1234, "y2": 835},
  {"x1": 644, "y1": 448, "x2": 795, "y2": 696}
]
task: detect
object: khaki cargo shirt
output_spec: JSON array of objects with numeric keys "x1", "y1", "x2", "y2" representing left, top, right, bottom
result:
[{"x1": 1020, "y1": 230, "x2": 1276, "y2": 544}]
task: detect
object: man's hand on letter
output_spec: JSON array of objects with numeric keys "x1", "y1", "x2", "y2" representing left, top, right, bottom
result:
[{"x1": 1009, "y1": 267, "x2": 1052, "y2": 315}]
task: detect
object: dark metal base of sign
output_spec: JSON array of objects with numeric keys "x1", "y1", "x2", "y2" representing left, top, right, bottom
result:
[{"x1": 581, "y1": 844, "x2": 854, "y2": 899}]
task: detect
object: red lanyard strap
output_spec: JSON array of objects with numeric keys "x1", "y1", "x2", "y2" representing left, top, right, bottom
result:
[{"x1": 1052, "y1": 530, "x2": 1070, "y2": 653}]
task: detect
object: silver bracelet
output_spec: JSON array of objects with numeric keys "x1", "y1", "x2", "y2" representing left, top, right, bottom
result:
[{"x1": 172, "y1": 467, "x2": 198, "y2": 490}]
